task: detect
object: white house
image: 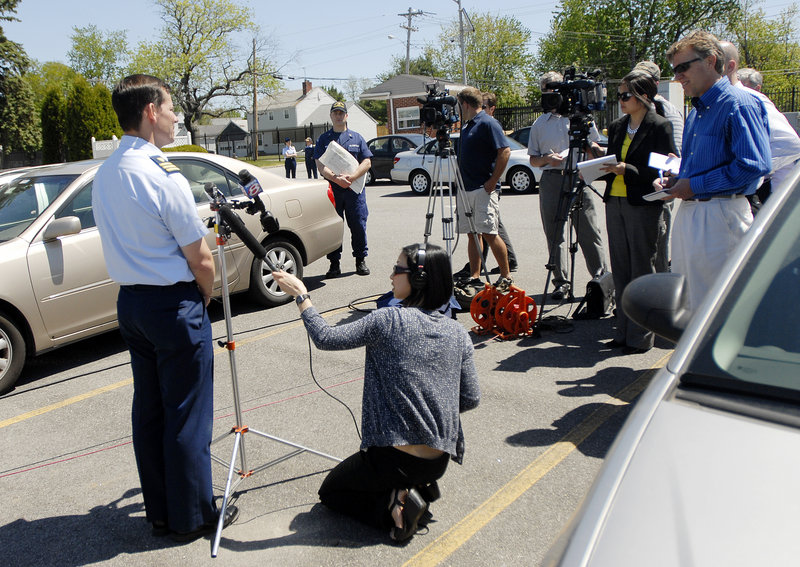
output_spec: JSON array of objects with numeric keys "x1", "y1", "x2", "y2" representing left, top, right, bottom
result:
[{"x1": 247, "y1": 81, "x2": 378, "y2": 154}]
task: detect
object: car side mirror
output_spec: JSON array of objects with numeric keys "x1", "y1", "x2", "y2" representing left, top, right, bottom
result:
[
  {"x1": 42, "y1": 216, "x2": 82, "y2": 242},
  {"x1": 621, "y1": 273, "x2": 692, "y2": 343}
]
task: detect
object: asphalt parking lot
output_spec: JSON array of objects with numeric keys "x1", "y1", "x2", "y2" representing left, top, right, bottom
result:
[{"x1": 0, "y1": 175, "x2": 673, "y2": 566}]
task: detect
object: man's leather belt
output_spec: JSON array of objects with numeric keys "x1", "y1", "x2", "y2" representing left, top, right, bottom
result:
[{"x1": 686, "y1": 194, "x2": 746, "y2": 202}]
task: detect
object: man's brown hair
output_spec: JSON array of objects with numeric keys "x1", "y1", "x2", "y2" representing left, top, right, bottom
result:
[
  {"x1": 667, "y1": 30, "x2": 725, "y2": 75},
  {"x1": 111, "y1": 74, "x2": 171, "y2": 132}
]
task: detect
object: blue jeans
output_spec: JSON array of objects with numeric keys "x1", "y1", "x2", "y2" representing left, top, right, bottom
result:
[{"x1": 117, "y1": 281, "x2": 216, "y2": 532}]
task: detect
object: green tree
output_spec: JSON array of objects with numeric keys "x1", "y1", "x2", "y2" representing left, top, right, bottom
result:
[
  {"x1": 41, "y1": 87, "x2": 66, "y2": 163},
  {"x1": 68, "y1": 25, "x2": 128, "y2": 85},
  {"x1": 0, "y1": 0, "x2": 40, "y2": 157},
  {"x1": 92, "y1": 83, "x2": 122, "y2": 139},
  {"x1": 128, "y1": 0, "x2": 280, "y2": 139},
  {"x1": 64, "y1": 77, "x2": 118, "y2": 161},
  {"x1": 722, "y1": 0, "x2": 800, "y2": 89},
  {"x1": 428, "y1": 13, "x2": 534, "y2": 106},
  {"x1": 25, "y1": 61, "x2": 77, "y2": 110},
  {"x1": 321, "y1": 84, "x2": 345, "y2": 102},
  {"x1": 535, "y1": 0, "x2": 740, "y2": 82}
]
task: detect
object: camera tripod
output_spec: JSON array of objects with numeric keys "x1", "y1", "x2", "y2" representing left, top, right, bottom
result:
[
  {"x1": 421, "y1": 134, "x2": 493, "y2": 284},
  {"x1": 536, "y1": 125, "x2": 601, "y2": 326},
  {"x1": 206, "y1": 189, "x2": 341, "y2": 557}
]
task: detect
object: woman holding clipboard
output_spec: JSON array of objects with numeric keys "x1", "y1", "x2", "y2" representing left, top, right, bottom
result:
[{"x1": 599, "y1": 71, "x2": 677, "y2": 354}]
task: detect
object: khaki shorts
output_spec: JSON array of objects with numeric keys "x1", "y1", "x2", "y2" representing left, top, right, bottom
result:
[{"x1": 457, "y1": 187, "x2": 500, "y2": 234}]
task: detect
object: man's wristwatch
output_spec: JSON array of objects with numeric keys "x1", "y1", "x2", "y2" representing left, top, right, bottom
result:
[{"x1": 296, "y1": 293, "x2": 311, "y2": 306}]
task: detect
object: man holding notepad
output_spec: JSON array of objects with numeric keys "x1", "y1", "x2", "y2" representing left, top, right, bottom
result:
[{"x1": 315, "y1": 101, "x2": 374, "y2": 277}]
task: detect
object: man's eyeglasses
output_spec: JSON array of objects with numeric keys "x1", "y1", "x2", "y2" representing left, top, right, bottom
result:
[
  {"x1": 618, "y1": 91, "x2": 635, "y2": 102},
  {"x1": 671, "y1": 57, "x2": 703, "y2": 75},
  {"x1": 392, "y1": 265, "x2": 413, "y2": 275}
]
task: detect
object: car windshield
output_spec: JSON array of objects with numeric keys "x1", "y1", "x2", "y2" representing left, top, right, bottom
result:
[
  {"x1": 681, "y1": 187, "x2": 800, "y2": 402},
  {"x1": 0, "y1": 174, "x2": 79, "y2": 242}
]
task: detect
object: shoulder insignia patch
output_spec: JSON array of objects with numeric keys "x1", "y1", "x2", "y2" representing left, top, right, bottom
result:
[{"x1": 150, "y1": 155, "x2": 180, "y2": 174}]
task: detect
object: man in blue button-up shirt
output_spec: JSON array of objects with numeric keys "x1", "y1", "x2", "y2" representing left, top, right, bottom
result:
[{"x1": 656, "y1": 30, "x2": 770, "y2": 312}]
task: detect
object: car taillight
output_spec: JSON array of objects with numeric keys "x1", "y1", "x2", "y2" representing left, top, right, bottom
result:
[
  {"x1": 393, "y1": 157, "x2": 401, "y2": 165},
  {"x1": 327, "y1": 186, "x2": 335, "y2": 207}
]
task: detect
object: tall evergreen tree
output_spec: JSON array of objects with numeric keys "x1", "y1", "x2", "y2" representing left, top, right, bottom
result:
[{"x1": 41, "y1": 87, "x2": 66, "y2": 163}]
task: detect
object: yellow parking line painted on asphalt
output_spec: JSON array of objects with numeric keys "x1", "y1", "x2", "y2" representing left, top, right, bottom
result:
[
  {"x1": 403, "y1": 353, "x2": 672, "y2": 567},
  {"x1": 0, "y1": 305, "x2": 355, "y2": 429},
  {"x1": 0, "y1": 379, "x2": 132, "y2": 429}
]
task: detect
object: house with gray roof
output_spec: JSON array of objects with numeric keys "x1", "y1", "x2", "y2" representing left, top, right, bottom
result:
[{"x1": 359, "y1": 74, "x2": 469, "y2": 135}]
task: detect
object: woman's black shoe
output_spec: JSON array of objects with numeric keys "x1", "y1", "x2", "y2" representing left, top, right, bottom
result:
[
  {"x1": 390, "y1": 489, "x2": 428, "y2": 543},
  {"x1": 169, "y1": 505, "x2": 239, "y2": 543}
]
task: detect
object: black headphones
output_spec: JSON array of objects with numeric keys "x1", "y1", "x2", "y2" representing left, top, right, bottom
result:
[{"x1": 410, "y1": 242, "x2": 428, "y2": 290}]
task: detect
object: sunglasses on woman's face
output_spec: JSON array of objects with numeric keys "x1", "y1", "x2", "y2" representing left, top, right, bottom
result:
[
  {"x1": 392, "y1": 265, "x2": 412, "y2": 275},
  {"x1": 618, "y1": 91, "x2": 635, "y2": 102}
]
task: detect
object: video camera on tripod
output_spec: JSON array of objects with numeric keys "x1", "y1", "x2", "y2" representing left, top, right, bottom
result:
[
  {"x1": 543, "y1": 67, "x2": 607, "y2": 144},
  {"x1": 417, "y1": 83, "x2": 460, "y2": 155}
]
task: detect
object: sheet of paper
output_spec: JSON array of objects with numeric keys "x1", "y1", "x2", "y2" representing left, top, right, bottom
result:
[
  {"x1": 643, "y1": 189, "x2": 672, "y2": 201},
  {"x1": 576, "y1": 155, "x2": 618, "y2": 184},
  {"x1": 648, "y1": 152, "x2": 681, "y2": 175},
  {"x1": 318, "y1": 140, "x2": 366, "y2": 194}
]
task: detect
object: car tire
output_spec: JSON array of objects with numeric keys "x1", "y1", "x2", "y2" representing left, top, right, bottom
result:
[
  {"x1": 249, "y1": 239, "x2": 303, "y2": 307},
  {"x1": 507, "y1": 166, "x2": 533, "y2": 193},
  {"x1": 409, "y1": 169, "x2": 431, "y2": 194},
  {"x1": 0, "y1": 312, "x2": 26, "y2": 394},
  {"x1": 365, "y1": 169, "x2": 375, "y2": 185}
]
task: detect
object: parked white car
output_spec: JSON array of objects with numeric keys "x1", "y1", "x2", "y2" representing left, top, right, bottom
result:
[{"x1": 390, "y1": 133, "x2": 542, "y2": 194}]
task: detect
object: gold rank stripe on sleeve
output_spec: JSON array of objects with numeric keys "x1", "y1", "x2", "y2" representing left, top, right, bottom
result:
[{"x1": 150, "y1": 155, "x2": 181, "y2": 173}]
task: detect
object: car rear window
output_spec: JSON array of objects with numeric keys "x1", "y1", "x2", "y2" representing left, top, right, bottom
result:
[{"x1": 681, "y1": 187, "x2": 800, "y2": 402}]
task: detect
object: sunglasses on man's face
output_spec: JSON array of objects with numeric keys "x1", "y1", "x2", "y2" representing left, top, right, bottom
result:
[
  {"x1": 671, "y1": 57, "x2": 703, "y2": 75},
  {"x1": 618, "y1": 91, "x2": 635, "y2": 102},
  {"x1": 392, "y1": 265, "x2": 413, "y2": 275}
]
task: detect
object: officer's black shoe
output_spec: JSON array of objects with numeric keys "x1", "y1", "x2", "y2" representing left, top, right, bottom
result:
[
  {"x1": 356, "y1": 258, "x2": 370, "y2": 276},
  {"x1": 325, "y1": 262, "x2": 341, "y2": 278}
]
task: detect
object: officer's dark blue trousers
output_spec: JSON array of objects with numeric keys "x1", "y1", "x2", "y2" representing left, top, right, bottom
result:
[
  {"x1": 117, "y1": 281, "x2": 216, "y2": 533},
  {"x1": 327, "y1": 184, "x2": 368, "y2": 261}
]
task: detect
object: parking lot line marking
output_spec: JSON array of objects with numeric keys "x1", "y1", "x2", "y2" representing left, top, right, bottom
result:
[
  {"x1": 403, "y1": 353, "x2": 671, "y2": 567},
  {"x1": 0, "y1": 307, "x2": 355, "y2": 429},
  {"x1": 0, "y1": 379, "x2": 132, "y2": 430}
]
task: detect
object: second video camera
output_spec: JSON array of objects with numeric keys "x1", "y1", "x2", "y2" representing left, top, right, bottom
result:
[
  {"x1": 542, "y1": 67, "x2": 607, "y2": 117},
  {"x1": 417, "y1": 83, "x2": 459, "y2": 129}
]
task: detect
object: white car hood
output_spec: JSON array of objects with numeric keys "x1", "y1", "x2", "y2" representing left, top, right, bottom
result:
[{"x1": 588, "y1": 398, "x2": 800, "y2": 566}]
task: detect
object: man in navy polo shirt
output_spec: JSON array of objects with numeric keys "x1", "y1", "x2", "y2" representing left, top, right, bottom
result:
[
  {"x1": 455, "y1": 86, "x2": 513, "y2": 292},
  {"x1": 314, "y1": 101, "x2": 373, "y2": 277}
]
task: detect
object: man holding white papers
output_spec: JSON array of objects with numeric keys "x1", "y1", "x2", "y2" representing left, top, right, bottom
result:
[
  {"x1": 528, "y1": 72, "x2": 608, "y2": 301},
  {"x1": 315, "y1": 101, "x2": 373, "y2": 277}
]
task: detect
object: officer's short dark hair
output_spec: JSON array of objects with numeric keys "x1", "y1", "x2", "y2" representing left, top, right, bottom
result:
[
  {"x1": 112, "y1": 75, "x2": 171, "y2": 132},
  {"x1": 400, "y1": 243, "x2": 453, "y2": 310}
]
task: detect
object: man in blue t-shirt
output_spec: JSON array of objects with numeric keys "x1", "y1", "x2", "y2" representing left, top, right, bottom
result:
[
  {"x1": 455, "y1": 87, "x2": 513, "y2": 292},
  {"x1": 314, "y1": 101, "x2": 373, "y2": 277}
]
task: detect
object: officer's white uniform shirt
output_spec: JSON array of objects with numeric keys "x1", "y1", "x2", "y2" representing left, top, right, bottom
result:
[{"x1": 93, "y1": 135, "x2": 209, "y2": 286}]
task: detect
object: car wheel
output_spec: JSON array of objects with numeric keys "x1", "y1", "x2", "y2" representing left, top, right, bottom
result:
[
  {"x1": 249, "y1": 239, "x2": 303, "y2": 307},
  {"x1": 507, "y1": 166, "x2": 533, "y2": 193},
  {"x1": 0, "y1": 312, "x2": 26, "y2": 394},
  {"x1": 409, "y1": 169, "x2": 431, "y2": 194},
  {"x1": 365, "y1": 169, "x2": 375, "y2": 185}
]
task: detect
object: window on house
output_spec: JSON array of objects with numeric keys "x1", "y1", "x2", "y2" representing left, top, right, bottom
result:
[
  {"x1": 397, "y1": 106, "x2": 420, "y2": 130},
  {"x1": 284, "y1": 109, "x2": 290, "y2": 119},
  {"x1": 268, "y1": 111, "x2": 274, "y2": 120}
]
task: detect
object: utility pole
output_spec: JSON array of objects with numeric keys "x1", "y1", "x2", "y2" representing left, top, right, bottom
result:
[
  {"x1": 396, "y1": 7, "x2": 426, "y2": 74},
  {"x1": 453, "y1": 0, "x2": 467, "y2": 84},
  {"x1": 251, "y1": 39, "x2": 259, "y2": 161}
]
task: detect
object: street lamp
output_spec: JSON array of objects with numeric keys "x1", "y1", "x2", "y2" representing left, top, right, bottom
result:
[{"x1": 388, "y1": 34, "x2": 410, "y2": 75}]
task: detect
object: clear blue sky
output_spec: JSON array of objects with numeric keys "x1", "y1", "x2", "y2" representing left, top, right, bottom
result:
[{"x1": 4, "y1": 0, "x2": 795, "y2": 93}]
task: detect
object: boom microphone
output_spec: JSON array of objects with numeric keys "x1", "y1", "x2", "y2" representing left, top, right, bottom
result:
[{"x1": 217, "y1": 204, "x2": 278, "y2": 271}]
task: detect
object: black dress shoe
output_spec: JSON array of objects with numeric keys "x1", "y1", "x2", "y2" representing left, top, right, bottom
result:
[
  {"x1": 551, "y1": 284, "x2": 571, "y2": 301},
  {"x1": 622, "y1": 345, "x2": 652, "y2": 355},
  {"x1": 453, "y1": 262, "x2": 471, "y2": 279},
  {"x1": 169, "y1": 505, "x2": 239, "y2": 543},
  {"x1": 509, "y1": 261, "x2": 518, "y2": 272},
  {"x1": 604, "y1": 339, "x2": 625, "y2": 349},
  {"x1": 325, "y1": 262, "x2": 341, "y2": 278},
  {"x1": 355, "y1": 258, "x2": 370, "y2": 276},
  {"x1": 151, "y1": 521, "x2": 169, "y2": 537}
]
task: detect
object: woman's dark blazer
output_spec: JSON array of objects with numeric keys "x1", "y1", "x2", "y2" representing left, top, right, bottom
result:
[{"x1": 602, "y1": 108, "x2": 677, "y2": 206}]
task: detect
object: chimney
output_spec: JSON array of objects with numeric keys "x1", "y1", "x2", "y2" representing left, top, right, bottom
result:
[{"x1": 302, "y1": 80, "x2": 312, "y2": 95}]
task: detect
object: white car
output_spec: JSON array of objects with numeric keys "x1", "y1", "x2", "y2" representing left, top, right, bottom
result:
[
  {"x1": 390, "y1": 133, "x2": 542, "y2": 194},
  {"x1": 544, "y1": 163, "x2": 800, "y2": 566}
]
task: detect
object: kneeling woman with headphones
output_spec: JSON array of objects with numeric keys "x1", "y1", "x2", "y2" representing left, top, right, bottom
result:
[{"x1": 272, "y1": 243, "x2": 480, "y2": 543}]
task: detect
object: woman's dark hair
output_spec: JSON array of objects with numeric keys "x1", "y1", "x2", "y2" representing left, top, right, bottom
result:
[
  {"x1": 621, "y1": 71, "x2": 665, "y2": 116},
  {"x1": 400, "y1": 243, "x2": 453, "y2": 310},
  {"x1": 111, "y1": 74, "x2": 171, "y2": 132}
]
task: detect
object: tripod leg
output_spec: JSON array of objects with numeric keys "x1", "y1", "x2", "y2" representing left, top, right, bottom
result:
[{"x1": 211, "y1": 429, "x2": 243, "y2": 557}]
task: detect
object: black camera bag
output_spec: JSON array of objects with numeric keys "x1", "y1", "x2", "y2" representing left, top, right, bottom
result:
[{"x1": 573, "y1": 270, "x2": 614, "y2": 319}]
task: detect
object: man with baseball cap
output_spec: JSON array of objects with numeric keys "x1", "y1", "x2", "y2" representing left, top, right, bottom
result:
[{"x1": 314, "y1": 101, "x2": 373, "y2": 277}]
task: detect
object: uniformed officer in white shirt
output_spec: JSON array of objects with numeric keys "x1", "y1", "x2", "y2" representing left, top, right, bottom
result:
[{"x1": 93, "y1": 74, "x2": 236, "y2": 542}]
